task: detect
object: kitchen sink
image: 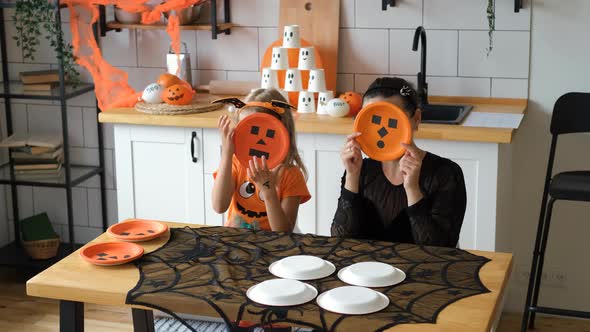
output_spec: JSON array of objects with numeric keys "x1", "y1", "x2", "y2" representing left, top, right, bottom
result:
[{"x1": 420, "y1": 104, "x2": 473, "y2": 125}]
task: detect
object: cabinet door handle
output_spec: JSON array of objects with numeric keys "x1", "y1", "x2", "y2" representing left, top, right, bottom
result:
[{"x1": 191, "y1": 131, "x2": 198, "y2": 163}]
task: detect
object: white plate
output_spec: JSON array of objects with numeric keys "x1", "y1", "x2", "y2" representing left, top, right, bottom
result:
[
  {"x1": 247, "y1": 279, "x2": 318, "y2": 306},
  {"x1": 269, "y1": 255, "x2": 336, "y2": 280},
  {"x1": 317, "y1": 286, "x2": 390, "y2": 315},
  {"x1": 338, "y1": 262, "x2": 406, "y2": 287}
]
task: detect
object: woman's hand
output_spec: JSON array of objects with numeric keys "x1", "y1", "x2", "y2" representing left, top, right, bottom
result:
[
  {"x1": 218, "y1": 115, "x2": 235, "y2": 156},
  {"x1": 341, "y1": 132, "x2": 363, "y2": 193},
  {"x1": 400, "y1": 143, "x2": 426, "y2": 205},
  {"x1": 247, "y1": 156, "x2": 282, "y2": 194},
  {"x1": 341, "y1": 132, "x2": 363, "y2": 176}
]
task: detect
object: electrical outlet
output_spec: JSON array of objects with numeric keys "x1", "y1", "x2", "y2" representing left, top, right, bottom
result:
[{"x1": 515, "y1": 265, "x2": 567, "y2": 288}]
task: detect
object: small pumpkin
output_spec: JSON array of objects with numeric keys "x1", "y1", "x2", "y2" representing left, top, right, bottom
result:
[
  {"x1": 162, "y1": 84, "x2": 194, "y2": 105},
  {"x1": 157, "y1": 73, "x2": 182, "y2": 88},
  {"x1": 339, "y1": 91, "x2": 363, "y2": 116}
]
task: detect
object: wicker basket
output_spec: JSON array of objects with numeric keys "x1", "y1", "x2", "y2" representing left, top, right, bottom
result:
[{"x1": 22, "y1": 237, "x2": 60, "y2": 260}]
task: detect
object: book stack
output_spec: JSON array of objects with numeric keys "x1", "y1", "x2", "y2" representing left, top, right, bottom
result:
[
  {"x1": 0, "y1": 134, "x2": 64, "y2": 177},
  {"x1": 20, "y1": 70, "x2": 61, "y2": 92}
]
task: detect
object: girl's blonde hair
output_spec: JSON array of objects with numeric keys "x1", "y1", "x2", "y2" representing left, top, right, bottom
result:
[{"x1": 240, "y1": 88, "x2": 308, "y2": 179}]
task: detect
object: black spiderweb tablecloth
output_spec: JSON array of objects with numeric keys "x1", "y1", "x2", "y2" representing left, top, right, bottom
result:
[{"x1": 126, "y1": 227, "x2": 490, "y2": 332}]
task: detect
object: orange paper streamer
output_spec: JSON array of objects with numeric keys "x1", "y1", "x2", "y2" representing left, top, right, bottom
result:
[{"x1": 63, "y1": 0, "x2": 204, "y2": 111}]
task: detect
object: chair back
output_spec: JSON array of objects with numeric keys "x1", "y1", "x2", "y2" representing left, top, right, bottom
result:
[{"x1": 550, "y1": 92, "x2": 590, "y2": 135}]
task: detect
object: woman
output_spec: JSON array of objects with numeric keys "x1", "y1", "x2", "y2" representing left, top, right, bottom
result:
[{"x1": 331, "y1": 77, "x2": 466, "y2": 247}]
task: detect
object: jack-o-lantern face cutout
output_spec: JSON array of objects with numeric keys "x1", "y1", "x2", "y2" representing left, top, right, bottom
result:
[
  {"x1": 235, "y1": 181, "x2": 267, "y2": 219},
  {"x1": 163, "y1": 84, "x2": 193, "y2": 105},
  {"x1": 353, "y1": 101, "x2": 412, "y2": 161},
  {"x1": 233, "y1": 113, "x2": 290, "y2": 169},
  {"x1": 339, "y1": 91, "x2": 363, "y2": 116}
]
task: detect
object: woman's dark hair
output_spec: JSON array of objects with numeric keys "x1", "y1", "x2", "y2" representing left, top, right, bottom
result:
[{"x1": 362, "y1": 77, "x2": 419, "y2": 117}]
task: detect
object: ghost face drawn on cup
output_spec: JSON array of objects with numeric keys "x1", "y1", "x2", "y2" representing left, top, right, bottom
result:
[
  {"x1": 298, "y1": 47, "x2": 316, "y2": 70},
  {"x1": 284, "y1": 69, "x2": 302, "y2": 92},
  {"x1": 307, "y1": 69, "x2": 326, "y2": 92},
  {"x1": 282, "y1": 25, "x2": 301, "y2": 48},
  {"x1": 270, "y1": 47, "x2": 288, "y2": 70},
  {"x1": 317, "y1": 91, "x2": 334, "y2": 115},
  {"x1": 260, "y1": 68, "x2": 278, "y2": 89},
  {"x1": 298, "y1": 91, "x2": 315, "y2": 113}
]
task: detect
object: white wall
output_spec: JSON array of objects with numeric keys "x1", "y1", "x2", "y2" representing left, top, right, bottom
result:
[{"x1": 505, "y1": 0, "x2": 590, "y2": 312}]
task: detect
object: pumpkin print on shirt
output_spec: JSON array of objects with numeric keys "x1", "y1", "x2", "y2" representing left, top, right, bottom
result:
[{"x1": 214, "y1": 156, "x2": 311, "y2": 231}]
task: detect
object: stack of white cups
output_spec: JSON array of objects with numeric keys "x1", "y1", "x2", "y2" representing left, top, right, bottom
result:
[{"x1": 259, "y1": 25, "x2": 333, "y2": 114}]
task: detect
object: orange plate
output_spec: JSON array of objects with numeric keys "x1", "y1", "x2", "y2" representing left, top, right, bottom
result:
[
  {"x1": 353, "y1": 102, "x2": 412, "y2": 161},
  {"x1": 107, "y1": 219, "x2": 168, "y2": 242},
  {"x1": 80, "y1": 242, "x2": 144, "y2": 266},
  {"x1": 233, "y1": 113, "x2": 290, "y2": 170},
  {"x1": 260, "y1": 39, "x2": 323, "y2": 106}
]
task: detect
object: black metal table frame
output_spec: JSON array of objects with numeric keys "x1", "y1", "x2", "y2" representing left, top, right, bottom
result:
[{"x1": 60, "y1": 300, "x2": 155, "y2": 332}]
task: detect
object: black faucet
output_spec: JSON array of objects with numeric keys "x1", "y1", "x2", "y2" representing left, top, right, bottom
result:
[{"x1": 412, "y1": 26, "x2": 428, "y2": 107}]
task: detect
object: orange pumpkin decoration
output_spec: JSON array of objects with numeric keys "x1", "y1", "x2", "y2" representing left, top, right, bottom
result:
[
  {"x1": 233, "y1": 113, "x2": 290, "y2": 169},
  {"x1": 339, "y1": 91, "x2": 363, "y2": 116},
  {"x1": 157, "y1": 73, "x2": 182, "y2": 88},
  {"x1": 353, "y1": 102, "x2": 412, "y2": 161},
  {"x1": 162, "y1": 84, "x2": 194, "y2": 105}
]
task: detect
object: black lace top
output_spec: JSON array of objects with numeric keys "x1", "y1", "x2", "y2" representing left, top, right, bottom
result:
[{"x1": 331, "y1": 153, "x2": 467, "y2": 247}]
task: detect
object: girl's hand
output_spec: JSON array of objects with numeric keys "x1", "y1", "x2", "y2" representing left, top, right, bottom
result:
[
  {"x1": 247, "y1": 156, "x2": 282, "y2": 194},
  {"x1": 218, "y1": 115, "x2": 235, "y2": 156},
  {"x1": 400, "y1": 143, "x2": 426, "y2": 198},
  {"x1": 341, "y1": 132, "x2": 363, "y2": 177}
]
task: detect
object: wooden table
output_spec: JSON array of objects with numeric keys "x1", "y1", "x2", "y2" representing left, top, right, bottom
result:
[{"x1": 27, "y1": 222, "x2": 513, "y2": 332}]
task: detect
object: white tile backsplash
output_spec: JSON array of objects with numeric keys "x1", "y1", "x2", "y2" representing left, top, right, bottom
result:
[
  {"x1": 389, "y1": 30, "x2": 419, "y2": 76},
  {"x1": 336, "y1": 73, "x2": 355, "y2": 93},
  {"x1": 338, "y1": 28, "x2": 389, "y2": 74},
  {"x1": 101, "y1": 30, "x2": 138, "y2": 67},
  {"x1": 340, "y1": 0, "x2": 355, "y2": 28},
  {"x1": 227, "y1": 71, "x2": 260, "y2": 82},
  {"x1": 356, "y1": 0, "x2": 422, "y2": 29},
  {"x1": 258, "y1": 27, "x2": 278, "y2": 68},
  {"x1": 428, "y1": 30, "x2": 459, "y2": 76},
  {"x1": 428, "y1": 76, "x2": 491, "y2": 97},
  {"x1": 33, "y1": 187, "x2": 67, "y2": 224},
  {"x1": 137, "y1": 30, "x2": 197, "y2": 69},
  {"x1": 197, "y1": 27, "x2": 259, "y2": 71},
  {"x1": 459, "y1": 31, "x2": 530, "y2": 78},
  {"x1": 195, "y1": 70, "x2": 227, "y2": 86},
  {"x1": 492, "y1": 78, "x2": 529, "y2": 98},
  {"x1": 495, "y1": 0, "x2": 531, "y2": 31},
  {"x1": 231, "y1": 0, "x2": 278, "y2": 27},
  {"x1": 424, "y1": 0, "x2": 488, "y2": 30}
]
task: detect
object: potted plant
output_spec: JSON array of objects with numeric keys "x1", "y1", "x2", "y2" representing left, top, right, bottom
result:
[
  {"x1": 13, "y1": 0, "x2": 80, "y2": 85},
  {"x1": 486, "y1": 0, "x2": 495, "y2": 55}
]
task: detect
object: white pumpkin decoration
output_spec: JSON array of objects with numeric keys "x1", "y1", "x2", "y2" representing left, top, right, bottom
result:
[
  {"x1": 326, "y1": 98, "x2": 350, "y2": 118},
  {"x1": 141, "y1": 83, "x2": 164, "y2": 104}
]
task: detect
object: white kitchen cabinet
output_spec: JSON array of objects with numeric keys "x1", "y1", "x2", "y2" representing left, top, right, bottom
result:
[
  {"x1": 114, "y1": 125, "x2": 510, "y2": 251},
  {"x1": 114, "y1": 125, "x2": 205, "y2": 224}
]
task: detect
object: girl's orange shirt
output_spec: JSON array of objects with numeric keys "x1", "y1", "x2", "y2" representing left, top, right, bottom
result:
[{"x1": 214, "y1": 156, "x2": 311, "y2": 231}]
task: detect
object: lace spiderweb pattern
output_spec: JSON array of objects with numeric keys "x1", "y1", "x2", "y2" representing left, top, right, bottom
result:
[{"x1": 126, "y1": 227, "x2": 490, "y2": 332}]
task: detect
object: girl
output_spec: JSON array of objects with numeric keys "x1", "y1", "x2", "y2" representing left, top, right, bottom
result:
[
  {"x1": 331, "y1": 77, "x2": 467, "y2": 247},
  {"x1": 212, "y1": 88, "x2": 310, "y2": 233}
]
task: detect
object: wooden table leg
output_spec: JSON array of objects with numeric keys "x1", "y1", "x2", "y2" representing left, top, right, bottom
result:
[
  {"x1": 132, "y1": 308, "x2": 155, "y2": 332},
  {"x1": 60, "y1": 300, "x2": 84, "y2": 332}
]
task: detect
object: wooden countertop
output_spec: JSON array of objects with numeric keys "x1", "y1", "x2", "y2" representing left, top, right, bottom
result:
[
  {"x1": 27, "y1": 221, "x2": 514, "y2": 332},
  {"x1": 100, "y1": 96, "x2": 527, "y2": 144}
]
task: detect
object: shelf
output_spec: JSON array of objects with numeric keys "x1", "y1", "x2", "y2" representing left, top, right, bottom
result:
[
  {"x1": 0, "y1": 163, "x2": 103, "y2": 188},
  {"x1": 106, "y1": 21, "x2": 234, "y2": 32},
  {"x1": 0, "y1": 0, "x2": 67, "y2": 9},
  {"x1": 0, "y1": 241, "x2": 78, "y2": 269},
  {"x1": 0, "y1": 81, "x2": 94, "y2": 100}
]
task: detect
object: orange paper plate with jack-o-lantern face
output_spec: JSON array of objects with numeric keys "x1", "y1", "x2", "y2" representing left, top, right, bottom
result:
[
  {"x1": 233, "y1": 113, "x2": 290, "y2": 169},
  {"x1": 353, "y1": 102, "x2": 412, "y2": 161}
]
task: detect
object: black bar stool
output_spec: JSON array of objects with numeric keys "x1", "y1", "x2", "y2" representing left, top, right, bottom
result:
[{"x1": 521, "y1": 92, "x2": 590, "y2": 331}]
